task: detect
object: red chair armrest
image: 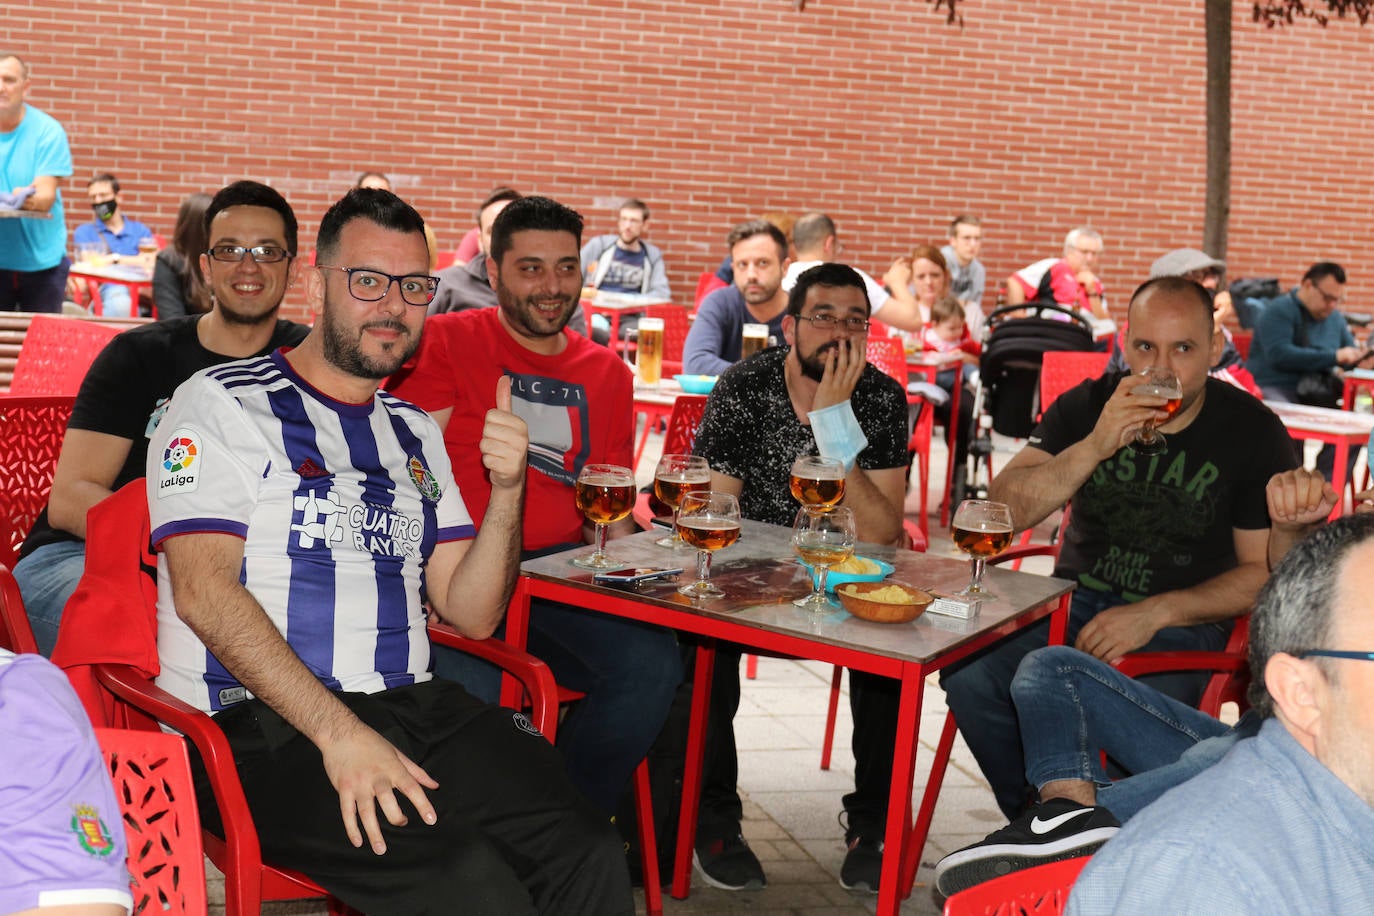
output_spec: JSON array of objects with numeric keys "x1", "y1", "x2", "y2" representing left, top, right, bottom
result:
[
  {"x1": 991, "y1": 544, "x2": 1059, "y2": 566},
  {"x1": 427, "y1": 624, "x2": 559, "y2": 740},
  {"x1": 1113, "y1": 652, "x2": 1247, "y2": 678}
]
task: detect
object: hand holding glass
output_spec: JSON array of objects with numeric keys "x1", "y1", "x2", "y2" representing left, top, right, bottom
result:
[
  {"x1": 676, "y1": 492, "x2": 741, "y2": 599},
  {"x1": 789, "y1": 455, "x2": 845, "y2": 510},
  {"x1": 572, "y1": 464, "x2": 636, "y2": 570},
  {"x1": 653, "y1": 454, "x2": 711, "y2": 548},
  {"x1": 1132, "y1": 366, "x2": 1182, "y2": 456},
  {"x1": 792, "y1": 506, "x2": 856, "y2": 611},
  {"x1": 951, "y1": 499, "x2": 1014, "y2": 598}
]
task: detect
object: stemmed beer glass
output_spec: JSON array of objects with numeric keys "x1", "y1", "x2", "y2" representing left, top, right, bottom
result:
[
  {"x1": 653, "y1": 454, "x2": 712, "y2": 548},
  {"x1": 789, "y1": 455, "x2": 845, "y2": 510},
  {"x1": 1132, "y1": 366, "x2": 1183, "y2": 456},
  {"x1": 676, "y1": 492, "x2": 741, "y2": 599},
  {"x1": 792, "y1": 506, "x2": 857, "y2": 611},
  {"x1": 950, "y1": 499, "x2": 1014, "y2": 598},
  {"x1": 572, "y1": 463, "x2": 636, "y2": 570}
]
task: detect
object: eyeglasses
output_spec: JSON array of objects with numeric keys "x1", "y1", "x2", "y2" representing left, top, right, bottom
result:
[
  {"x1": 1298, "y1": 649, "x2": 1374, "y2": 662},
  {"x1": 1313, "y1": 285, "x2": 1345, "y2": 308},
  {"x1": 1072, "y1": 246, "x2": 1102, "y2": 257},
  {"x1": 207, "y1": 244, "x2": 292, "y2": 263},
  {"x1": 316, "y1": 265, "x2": 439, "y2": 307},
  {"x1": 797, "y1": 314, "x2": 870, "y2": 334}
]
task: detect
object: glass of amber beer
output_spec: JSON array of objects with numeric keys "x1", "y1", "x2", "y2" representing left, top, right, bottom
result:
[
  {"x1": 789, "y1": 455, "x2": 845, "y2": 510},
  {"x1": 951, "y1": 499, "x2": 1014, "y2": 598},
  {"x1": 676, "y1": 491, "x2": 741, "y2": 599},
  {"x1": 741, "y1": 323, "x2": 769, "y2": 359},
  {"x1": 636, "y1": 316, "x2": 665, "y2": 388},
  {"x1": 572, "y1": 463, "x2": 636, "y2": 570},
  {"x1": 1131, "y1": 366, "x2": 1183, "y2": 456},
  {"x1": 792, "y1": 506, "x2": 856, "y2": 611},
  {"x1": 653, "y1": 453, "x2": 711, "y2": 548}
]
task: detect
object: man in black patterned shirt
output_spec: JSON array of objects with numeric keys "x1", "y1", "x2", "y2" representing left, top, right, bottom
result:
[{"x1": 690, "y1": 263, "x2": 910, "y2": 893}]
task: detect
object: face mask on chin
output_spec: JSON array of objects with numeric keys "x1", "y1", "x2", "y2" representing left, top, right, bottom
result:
[{"x1": 92, "y1": 199, "x2": 117, "y2": 222}]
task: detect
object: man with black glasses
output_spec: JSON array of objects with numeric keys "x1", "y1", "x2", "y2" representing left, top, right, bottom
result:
[
  {"x1": 15, "y1": 179, "x2": 308, "y2": 657},
  {"x1": 690, "y1": 263, "x2": 909, "y2": 893}
]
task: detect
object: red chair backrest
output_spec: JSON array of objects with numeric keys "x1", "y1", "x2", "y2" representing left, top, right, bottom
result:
[
  {"x1": 1231, "y1": 331, "x2": 1252, "y2": 360},
  {"x1": 865, "y1": 336, "x2": 909, "y2": 388},
  {"x1": 694, "y1": 271, "x2": 728, "y2": 311},
  {"x1": 0, "y1": 395, "x2": 75, "y2": 569},
  {"x1": 10, "y1": 315, "x2": 120, "y2": 396},
  {"x1": 1039, "y1": 351, "x2": 1110, "y2": 418},
  {"x1": 0, "y1": 564, "x2": 39, "y2": 653},
  {"x1": 96, "y1": 727, "x2": 208, "y2": 915},
  {"x1": 662, "y1": 395, "x2": 709, "y2": 456},
  {"x1": 942, "y1": 854, "x2": 1090, "y2": 915}
]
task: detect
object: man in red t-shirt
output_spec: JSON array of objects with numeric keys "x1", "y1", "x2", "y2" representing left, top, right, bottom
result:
[
  {"x1": 1005, "y1": 227, "x2": 1108, "y2": 319},
  {"x1": 389, "y1": 196, "x2": 681, "y2": 818}
]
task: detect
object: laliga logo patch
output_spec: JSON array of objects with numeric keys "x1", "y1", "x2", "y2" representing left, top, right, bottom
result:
[
  {"x1": 511, "y1": 711, "x2": 543, "y2": 738},
  {"x1": 408, "y1": 456, "x2": 441, "y2": 503},
  {"x1": 70, "y1": 804, "x2": 116, "y2": 857},
  {"x1": 157, "y1": 429, "x2": 201, "y2": 499}
]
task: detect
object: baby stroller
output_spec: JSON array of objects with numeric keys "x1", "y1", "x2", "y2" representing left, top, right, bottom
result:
[{"x1": 961, "y1": 302, "x2": 1097, "y2": 500}]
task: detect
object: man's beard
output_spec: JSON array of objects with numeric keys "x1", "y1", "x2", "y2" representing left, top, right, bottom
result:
[
  {"x1": 797, "y1": 341, "x2": 838, "y2": 382},
  {"x1": 321, "y1": 309, "x2": 418, "y2": 381},
  {"x1": 213, "y1": 293, "x2": 281, "y2": 327},
  {"x1": 496, "y1": 282, "x2": 575, "y2": 338}
]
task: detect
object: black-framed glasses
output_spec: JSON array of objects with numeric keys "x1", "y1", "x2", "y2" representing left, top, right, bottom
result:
[
  {"x1": 316, "y1": 265, "x2": 439, "y2": 307},
  {"x1": 1298, "y1": 649, "x2": 1374, "y2": 662},
  {"x1": 797, "y1": 314, "x2": 870, "y2": 333},
  {"x1": 207, "y1": 244, "x2": 292, "y2": 263}
]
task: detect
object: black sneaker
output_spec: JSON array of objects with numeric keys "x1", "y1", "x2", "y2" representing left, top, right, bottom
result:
[
  {"x1": 693, "y1": 832, "x2": 766, "y2": 890},
  {"x1": 933, "y1": 797, "x2": 1119, "y2": 899},
  {"x1": 839, "y1": 830, "x2": 883, "y2": 893}
]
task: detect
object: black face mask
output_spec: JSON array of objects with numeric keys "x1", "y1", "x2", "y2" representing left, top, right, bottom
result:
[{"x1": 92, "y1": 199, "x2": 117, "y2": 222}]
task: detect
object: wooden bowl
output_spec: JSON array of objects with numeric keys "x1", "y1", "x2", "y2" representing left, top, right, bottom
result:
[{"x1": 836, "y1": 581, "x2": 933, "y2": 624}]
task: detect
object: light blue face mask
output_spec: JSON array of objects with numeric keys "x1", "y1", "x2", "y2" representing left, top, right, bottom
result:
[{"x1": 808, "y1": 400, "x2": 868, "y2": 473}]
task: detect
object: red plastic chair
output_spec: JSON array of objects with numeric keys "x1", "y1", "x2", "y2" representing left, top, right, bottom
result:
[
  {"x1": 693, "y1": 271, "x2": 727, "y2": 312},
  {"x1": 0, "y1": 564, "x2": 39, "y2": 653},
  {"x1": 96, "y1": 727, "x2": 209, "y2": 916},
  {"x1": 1231, "y1": 331, "x2": 1252, "y2": 361},
  {"x1": 942, "y1": 854, "x2": 1090, "y2": 915},
  {"x1": 633, "y1": 395, "x2": 710, "y2": 529},
  {"x1": 0, "y1": 394, "x2": 75, "y2": 569},
  {"x1": 1038, "y1": 351, "x2": 1110, "y2": 420},
  {"x1": 10, "y1": 315, "x2": 121, "y2": 396}
]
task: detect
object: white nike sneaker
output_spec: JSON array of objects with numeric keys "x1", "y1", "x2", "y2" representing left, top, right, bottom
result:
[{"x1": 933, "y1": 797, "x2": 1119, "y2": 899}]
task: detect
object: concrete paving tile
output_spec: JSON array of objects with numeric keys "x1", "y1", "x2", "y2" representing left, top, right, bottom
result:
[
  {"x1": 739, "y1": 748, "x2": 857, "y2": 794},
  {"x1": 751, "y1": 788, "x2": 846, "y2": 840},
  {"x1": 735, "y1": 714, "x2": 816, "y2": 750}
]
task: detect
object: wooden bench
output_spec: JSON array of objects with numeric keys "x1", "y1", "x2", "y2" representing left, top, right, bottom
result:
[{"x1": 0, "y1": 312, "x2": 149, "y2": 393}]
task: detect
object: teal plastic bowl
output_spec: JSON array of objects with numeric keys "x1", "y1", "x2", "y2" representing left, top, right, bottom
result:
[
  {"x1": 798, "y1": 557, "x2": 894, "y2": 593},
  {"x1": 674, "y1": 374, "x2": 718, "y2": 394}
]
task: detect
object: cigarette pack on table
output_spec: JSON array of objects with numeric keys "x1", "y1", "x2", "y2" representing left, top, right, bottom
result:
[{"x1": 927, "y1": 595, "x2": 982, "y2": 619}]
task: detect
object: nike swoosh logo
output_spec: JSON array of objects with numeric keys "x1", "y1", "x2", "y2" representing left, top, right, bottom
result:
[{"x1": 1030, "y1": 809, "x2": 1093, "y2": 835}]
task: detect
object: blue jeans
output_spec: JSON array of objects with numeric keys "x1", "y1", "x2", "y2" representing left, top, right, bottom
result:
[
  {"x1": 0, "y1": 259, "x2": 70, "y2": 313},
  {"x1": 97, "y1": 282, "x2": 134, "y2": 317},
  {"x1": 12, "y1": 540, "x2": 87, "y2": 657},
  {"x1": 433, "y1": 588, "x2": 682, "y2": 816},
  {"x1": 940, "y1": 588, "x2": 1230, "y2": 818},
  {"x1": 1012, "y1": 644, "x2": 1244, "y2": 821}
]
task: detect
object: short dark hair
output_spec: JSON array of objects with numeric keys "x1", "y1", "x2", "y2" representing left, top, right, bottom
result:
[
  {"x1": 489, "y1": 196, "x2": 584, "y2": 265},
  {"x1": 786, "y1": 263, "x2": 870, "y2": 318},
  {"x1": 1249, "y1": 512, "x2": 1374, "y2": 717},
  {"x1": 726, "y1": 220, "x2": 788, "y2": 263},
  {"x1": 477, "y1": 186, "x2": 522, "y2": 223},
  {"x1": 87, "y1": 172, "x2": 120, "y2": 193},
  {"x1": 1302, "y1": 261, "x2": 1347, "y2": 286},
  {"x1": 1126, "y1": 275, "x2": 1215, "y2": 330},
  {"x1": 205, "y1": 180, "x2": 299, "y2": 257},
  {"x1": 620, "y1": 198, "x2": 650, "y2": 220},
  {"x1": 949, "y1": 214, "x2": 981, "y2": 235},
  {"x1": 792, "y1": 211, "x2": 837, "y2": 254},
  {"x1": 316, "y1": 188, "x2": 426, "y2": 263}
]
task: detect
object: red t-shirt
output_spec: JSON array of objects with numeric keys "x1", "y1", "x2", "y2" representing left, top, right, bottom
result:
[{"x1": 388, "y1": 309, "x2": 635, "y2": 551}]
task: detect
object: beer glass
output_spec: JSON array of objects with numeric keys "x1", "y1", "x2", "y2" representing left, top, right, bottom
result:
[
  {"x1": 572, "y1": 463, "x2": 636, "y2": 570},
  {"x1": 676, "y1": 491, "x2": 741, "y2": 599},
  {"x1": 789, "y1": 455, "x2": 845, "y2": 510},
  {"x1": 1132, "y1": 366, "x2": 1183, "y2": 456},
  {"x1": 951, "y1": 499, "x2": 1014, "y2": 598},
  {"x1": 741, "y1": 323, "x2": 769, "y2": 359},
  {"x1": 792, "y1": 506, "x2": 856, "y2": 611},
  {"x1": 653, "y1": 454, "x2": 711, "y2": 548},
  {"x1": 636, "y1": 316, "x2": 665, "y2": 387}
]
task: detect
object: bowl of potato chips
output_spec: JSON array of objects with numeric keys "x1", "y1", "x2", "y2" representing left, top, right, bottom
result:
[
  {"x1": 799, "y1": 555, "x2": 894, "y2": 592},
  {"x1": 836, "y1": 581, "x2": 933, "y2": 624}
]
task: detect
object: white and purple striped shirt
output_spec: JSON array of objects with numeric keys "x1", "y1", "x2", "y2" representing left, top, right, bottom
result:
[{"x1": 148, "y1": 351, "x2": 474, "y2": 714}]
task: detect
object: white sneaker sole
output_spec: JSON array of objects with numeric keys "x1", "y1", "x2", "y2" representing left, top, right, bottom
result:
[{"x1": 692, "y1": 850, "x2": 767, "y2": 891}]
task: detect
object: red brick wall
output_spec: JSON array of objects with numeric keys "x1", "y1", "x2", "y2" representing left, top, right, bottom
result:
[{"x1": 11, "y1": 0, "x2": 1373, "y2": 323}]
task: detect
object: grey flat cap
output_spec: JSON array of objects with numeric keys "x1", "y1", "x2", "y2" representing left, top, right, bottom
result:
[{"x1": 1149, "y1": 247, "x2": 1226, "y2": 279}]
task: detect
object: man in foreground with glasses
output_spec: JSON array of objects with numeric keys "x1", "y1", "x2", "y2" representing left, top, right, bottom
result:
[
  {"x1": 147, "y1": 188, "x2": 631, "y2": 914},
  {"x1": 690, "y1": 263, "x2": 909, "y2": 892},
  {"x1": 389, "y1": 196, "x2": 681, "y2": 824},
  {"x1": 13, "y1": 179, "x2": 308, "y2": 656},
  {"x1": 1067, "y1": 508, "x2": 1374, "y2": 912},
  {"x1": 1246, "y1": 261, "x2": 1374, "y2": 481}
]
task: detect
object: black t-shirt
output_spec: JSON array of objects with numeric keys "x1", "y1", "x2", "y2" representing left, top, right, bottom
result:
[
  {"x1": 21, "y1": 315, "x2": 309, "y2": 556},
  {"x1": 693, "y1": 346, "x2": 908, "y2": 526},
  {"x1": 1030, "y1": 372, "x2": 1297, "y2": 599}
]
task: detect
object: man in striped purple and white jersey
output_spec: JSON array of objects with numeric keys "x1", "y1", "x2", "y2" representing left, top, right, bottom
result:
[{"x1": 146, "y1": 189, "x2": 632, "y2": 914}]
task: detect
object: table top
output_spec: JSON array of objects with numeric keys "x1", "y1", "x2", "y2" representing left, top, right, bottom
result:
[
  {"x1": 906, "y1": 351, "x2": 963, "y2": 368},
  {"x1": 0, "y1": 208, "x2": 50, "y2": 220},
  {"x1": 69, "y1": 261, "x2": 152, "y2": 282},
  {"x1": 1264, "y1": 400, "x2": 1374, "y2": 438},
  {"x1": 521, "y1": 520, "x2": 1075, "y2": 668},
  {"x1": 581, "y1": 292, "x2": 674, "y2": 311}
]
